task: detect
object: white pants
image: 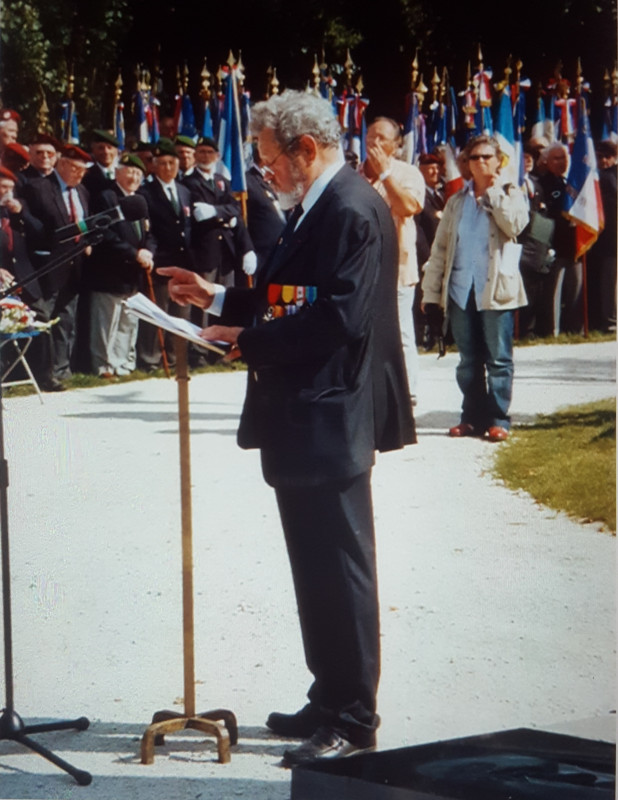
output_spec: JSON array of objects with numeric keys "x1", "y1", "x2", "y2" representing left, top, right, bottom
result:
[
  {"x1": 90, "y1": 291, "x2": 138, "y2": 375},
  {"x1": 397, "y1": 284, "x2": 419, "y2": 398}
]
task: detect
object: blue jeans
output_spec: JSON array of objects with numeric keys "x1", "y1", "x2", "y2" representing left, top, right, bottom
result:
[{"x1": 449, "y1": 292, "x2": 515, "y2": 431}]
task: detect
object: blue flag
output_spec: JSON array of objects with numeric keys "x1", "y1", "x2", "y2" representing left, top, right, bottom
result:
[{"x1": 218, "y1": 70, "x2": 247, "y2": 193}]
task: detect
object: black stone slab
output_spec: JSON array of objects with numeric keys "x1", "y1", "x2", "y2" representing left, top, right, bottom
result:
[{"x1": 291, "y1": 727, "x2": 616, "y2": 800}]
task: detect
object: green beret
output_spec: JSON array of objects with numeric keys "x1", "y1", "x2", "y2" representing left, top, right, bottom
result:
[
  {"x1": 133, "y1": 141, "x2": 154, "y2": 153},
  {"x1": 175, "y1": 135, "x2": 196, "y2": 149},
  {"x1": 153, "y1": 137, "x2": 178, "y2": 158},
  {"x1": 196, "y1": 136, "x2": 219, "y2": 151},
  {"x1": 91, "y1": 129, "x2": 120, "y2": 148},
  {"x1": 118, "y1": 152, "x2": 146, "y2": 173}
]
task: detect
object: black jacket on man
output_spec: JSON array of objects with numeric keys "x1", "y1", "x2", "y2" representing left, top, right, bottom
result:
[
  {"x1": 138, "y1": 178, "x2": 193, "y2": 276},
  {"x1": 84, "y1": 185, "x2": 154, "y2": 295},
  {"x1": 182, "y1": 168, "x2": 252, "y2": 281},
  {"x1": 245, "y1": 164, "x2": 286, "y2": 271}
]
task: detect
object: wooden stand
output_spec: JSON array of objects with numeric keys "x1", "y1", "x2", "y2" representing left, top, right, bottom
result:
[{"x1": 141, "y1": 336, "x2": 237, "y2": 765}]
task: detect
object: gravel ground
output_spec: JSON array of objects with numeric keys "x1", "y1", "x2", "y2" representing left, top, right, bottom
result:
[{"x1": 0, "y1": 340, "x2": 614, "y2": 799}]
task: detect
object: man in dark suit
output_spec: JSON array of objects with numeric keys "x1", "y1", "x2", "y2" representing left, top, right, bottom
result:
[
  {"x1": 22, "y1": 144, "x2": 92, "y2": 390},
  {"x1": 245, "y1": 148, "x2": 286, "y2": 273},
  {"x1": 415, "y1": 152, "x2": 445, "y2": 348},
  {"x1": 81, "y1": 129, "x2": 119, "y2": 196},
  {"x1": 84, "y1": 153, "x2": 153, "y2": 376},
  {"x1": 182, "y1": 135, "x2": 255, "y2": 292},
  {"x1": 22, "y1": 133, "x2": 60, "y2": 183},
  {"x1": 137, "y1": 137, "x2": 193, "y2": 371},
  {"x1": 159, "y1": 90, "x2": 415, "y2": 766},
  {"x1": 0, "y1": 166, "x2": 42, "y2": 307}
]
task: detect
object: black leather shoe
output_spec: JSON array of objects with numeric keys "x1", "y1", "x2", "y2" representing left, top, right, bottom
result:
[
  {"x1": 282, "y1": 726, "x2": 376, "y2": 767},
  {"x1": 266, "y1": 704, "x2": 322, "y2": 739},
  {"x1": 41, "y1": 378, "x2": 66, "y2": 392}
]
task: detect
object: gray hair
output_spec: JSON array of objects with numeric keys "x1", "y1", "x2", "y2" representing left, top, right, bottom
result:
[
  {"x1": 250, "y1": 90, "x2": 341, "y2": 150},
  {"x1": 540, "y1": 142, "x2": 568, "y2": 162}
]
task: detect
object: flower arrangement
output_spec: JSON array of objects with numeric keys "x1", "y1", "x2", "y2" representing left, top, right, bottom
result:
[{"x1": 0, "y1": 274, "x2": 56, "y2": 335}]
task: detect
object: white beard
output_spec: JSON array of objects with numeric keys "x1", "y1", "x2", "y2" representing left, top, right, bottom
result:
[{"x1": 277, "y1": 183, "x2": 304, "y2": 210}]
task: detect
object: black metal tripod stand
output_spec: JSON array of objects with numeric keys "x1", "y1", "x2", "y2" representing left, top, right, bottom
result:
[{"x1": 0, "y1": 239, "x2": 94, "y2": 785}]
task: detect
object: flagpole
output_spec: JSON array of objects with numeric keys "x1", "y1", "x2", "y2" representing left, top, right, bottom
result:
[{"x1": 582, "y1": 253, "x2": 589, "y2": 337}]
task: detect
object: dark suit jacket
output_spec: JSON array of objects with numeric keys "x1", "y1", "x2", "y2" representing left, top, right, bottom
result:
[
  {"x1": 84, "y1": 185, "x2": 154, "y2": 294},
  {"x1": 220, "y1": 164, "x2": 416, "y2": 487},
  {"x1": 22, "y1": 172, "x2": 90, "y2": 298},
  {"x1": 82, "y1": 164, "x2": 115, "y2": 197},
  {"x1": 416, "y1": 186, "x2": 445, "y2": 266},
  {"x1": 138, "y1": 178, "x2": 193, "y2": 278},
  {"x1": 0, "y1": 206, "x2": 41, "y2": 303},
  {"x1": 182, "y1": 168, "x2": 252, "y2": 278},
  {"x1": 245, "y1": 165, "x2": 286, "y2": 271}
]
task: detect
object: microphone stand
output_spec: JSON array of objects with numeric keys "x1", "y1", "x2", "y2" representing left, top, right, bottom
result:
[{"x1": 0, "y1": 236, "x2": 99, "y2": 785}]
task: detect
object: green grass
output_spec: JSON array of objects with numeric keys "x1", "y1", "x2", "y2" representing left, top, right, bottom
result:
[
  {"x1": 492, "y1": 398, "x2": 616, "y2": 533},
  {"x1": 3, "y1": 360, "x2": 246, "y2": 398}
]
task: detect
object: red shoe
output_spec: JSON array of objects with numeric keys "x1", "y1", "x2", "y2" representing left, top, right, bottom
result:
[
  {"x1": 448, "y1": 423, "x2": 478, "y2": 438},
  {"x1": 487, "y1": 426, "x2": 509, "y2": 442}
]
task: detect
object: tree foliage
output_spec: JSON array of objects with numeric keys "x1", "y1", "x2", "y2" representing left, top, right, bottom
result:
[{"x1": 1, "y1": 0, "x2": 132, "y2": 138}]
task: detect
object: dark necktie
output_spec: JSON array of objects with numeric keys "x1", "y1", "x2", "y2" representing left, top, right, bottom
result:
[
  {"x1": 0, "y1": 213, "x2": 13, "y2": 253},
  {"x1": 167, "y1": 186, "x2": 180, "y2": 214},
  {"x1": 278, "y1": 204, "x2": 303, "y2": 248}
]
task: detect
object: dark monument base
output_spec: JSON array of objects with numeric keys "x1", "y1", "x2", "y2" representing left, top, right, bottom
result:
[{"x1": 291, "y1": 727, "x2": 615, "y2": 800}]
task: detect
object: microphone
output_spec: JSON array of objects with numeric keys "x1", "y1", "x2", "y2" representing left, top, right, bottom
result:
[{"x1": 55, "y1": 195, "x2": 148, "y2": 243}]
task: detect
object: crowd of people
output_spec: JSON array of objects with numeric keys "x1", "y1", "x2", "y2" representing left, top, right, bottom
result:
[
  {"x1": 0, "y1": 104, "x2": 615, "y2": 400},
  {"x1": 0, "y1": 88, "x2": 614, "y2": 767}
]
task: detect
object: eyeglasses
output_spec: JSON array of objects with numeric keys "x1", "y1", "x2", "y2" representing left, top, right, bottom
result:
[
  {"x1": 261, "y1": 137, "x2": 299, "y2": 179},
  {"x1": 468, "y1": 153, "x2": 496, "y2": 161}
]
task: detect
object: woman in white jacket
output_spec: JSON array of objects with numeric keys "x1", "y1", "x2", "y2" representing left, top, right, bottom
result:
[{"x1": 421, "y1": 135, "x2": 529, "y2": 441}]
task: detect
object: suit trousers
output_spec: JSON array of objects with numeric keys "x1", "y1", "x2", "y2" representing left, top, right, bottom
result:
[
  {"x1": 274, "y1": 469, "x2": 380, "y2": 746},
  {"x1": 89, "y1": 291, "x2": 138, "y2": 375},
  {"x1": 37, "y1": 285, "x2": 79, "y2": 381}
]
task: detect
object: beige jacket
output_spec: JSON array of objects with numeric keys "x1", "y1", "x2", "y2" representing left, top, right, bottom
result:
[
  {"x1": 421, "y1": 181, "x2": 529, "y2": 311},
  {"x1": 363, "y1": 158, "x2": 425, "y2": 287}
]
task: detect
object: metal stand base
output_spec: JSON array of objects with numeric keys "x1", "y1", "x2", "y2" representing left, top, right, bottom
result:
[
  {"x1": 141, "y1": 708, "x2": 238, "y2": 764},
  {"x1": 0, "y1": 707, "x2": 92, "y2": 785}
]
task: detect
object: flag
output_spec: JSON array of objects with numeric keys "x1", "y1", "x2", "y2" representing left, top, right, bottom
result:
[
  {"x1": 201, "y1": 98, "x2": 214, "y2": 139},
  {"x1": 530, "y1": 94, "x2": 546, "y2": 140},
  {"x1": 346, "y1": 93, "x2": 369, "y2": 161},
  {"x1": 217, "y1": 68, "x2": 247, "y2": 192},
  {"x1": 114, "y1": 100, "x2": 125, "y2": 151},
  {"x1": 403, "y1": 92, "x2": 426, "y2": 163},
  {"x1": 494, "y1": 87, "x2": 519, "y2": 186},
  {"x1": 147, "y1": 95, "x2": 160, "y2": 142},
  {"x1": 59, "y1": 99, "x2": 80, "y2": 144},
  {"x1": 601, "y1": 96, "x2": 618, "y2": 143},
  {"x1": 134, "y1": 90, "x2": 149, "y2": 142},
  {"x1": 174, "y1": 93, "x2": 197, "y2": 140},
  {"x1": 442, "y1": 141, "x2": 464, "y2": 199},
  {"x1": 474, "y1": 67, "x2": 493, "y2": 134},
  {"x1": 564, "y1": 97, "x2": 605, "y2": 258}
]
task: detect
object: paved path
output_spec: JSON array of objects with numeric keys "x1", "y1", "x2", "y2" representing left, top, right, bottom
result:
[{"x1": 0, "y1": 341, "x2": 614, "y2": 799}]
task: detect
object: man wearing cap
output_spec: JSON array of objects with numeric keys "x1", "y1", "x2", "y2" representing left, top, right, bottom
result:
[
  {"x1": 0, "y1": 165, "x2": 42, "y2": 308},
  {"x1": 360, "y1": 117, "x2": 425, "y2": 405},
  {"x1": 175, "y1": 136, "x2": 196, "y2": 179},
  {"x1": 84, "y1": 152, "x2": 154, "y2": 377},
  {"x1": 137, "y1": 137, "x2": 193, "y2": 371},
  {"x1": 245, "y1": 146, "x2": 286, "y2": 274},
  {"x1": 0, "y1": 110, "x2": 20, "y2": 155},
  {"x1": 82, "y1": 129, "x2": 120, "y2": 196},
  {"x1": 415, "y1": 152, "x2": 446, "y2": 348},
  {"x1": 23, "y1": 134, "x2": 60, "y2": 181},
  {"x1": 133, "y1": 142, "x2": 156, "y2": 180},
  {"x1": 1, "y1": 142, "x2": 30, "y2": 195},
  {"x1": 22, "y1": 144, "x2": 92, "y2": 390},
  {"x1": 182, "y1": 135, "x2": 256, "y2": 294}
]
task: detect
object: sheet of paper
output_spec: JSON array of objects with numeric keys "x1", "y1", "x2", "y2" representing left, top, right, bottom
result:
[{"x1": 123, "y1": 293, "x2": 227, "y2": 355}]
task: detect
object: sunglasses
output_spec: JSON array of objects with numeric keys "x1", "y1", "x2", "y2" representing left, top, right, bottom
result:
[{"x1": 468, "y1": 153, "x2": 496, "y2": 161}]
